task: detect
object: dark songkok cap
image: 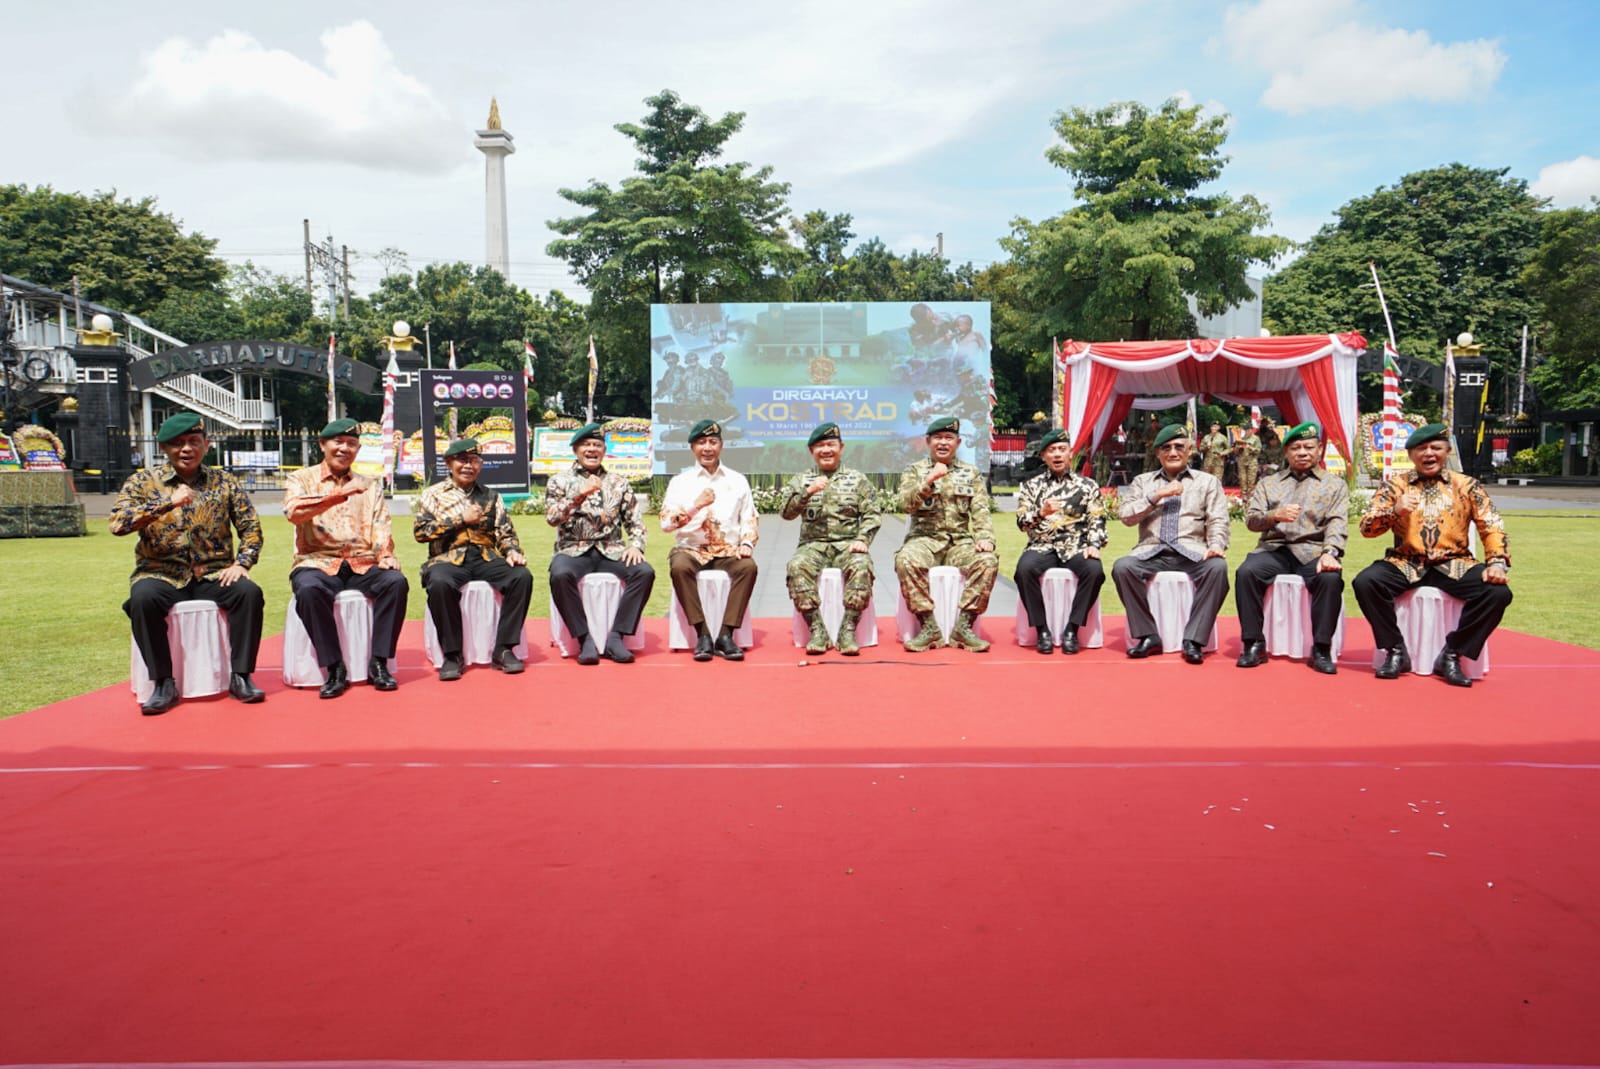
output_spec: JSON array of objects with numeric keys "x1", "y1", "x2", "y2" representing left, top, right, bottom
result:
[
  {"x1": 687, "y1": 419, "x2": 722, "y2": 443},
  {"x1": 1037, "y1": 428, "x2": 1070, "y2": 451},
  {"x1": 156, "y1": 412, "x2": 203, "y2": 443},
  {"x1": 1406, "y1": 422, "x2": 1449, "y2": 449},
  {"x1": 319, "y1": 417, "x2": 359, "y2": 439},
  {"x1": 1153, "y1": 423, "x2": 1189, "y2": 447},
  {"x1": 569, "y1": 422, "x2": 605, "y2": 449},
  {"x1": 443, "y1": 437, "x2": 480, "y2": 458},
  {"x1": 1281, "y1": 421, "x2": 1321, "y2": 446},
  {"x1": 807, "y1": 422, "x2": 841, "y2": 447},
  {"x1": 925, "y1": 416, "x2": 960, "y2": 436}
]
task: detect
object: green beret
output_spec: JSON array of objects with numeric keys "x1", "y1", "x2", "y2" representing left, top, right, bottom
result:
[
  {"x1": 1407, "y1": 422, "x2": 1449, "y2": 449},
  {"x1": 687, "y1": 418, "x2": 723, "y2": 443},
  {"x1": 156, "y1": 412, "x2": 204, "y2": 443},
  {"x1": 1281, "y1": 421, "x2": 1321, "y2": 446},
  {"x1": 319, "y1": 417, "x2": 359, "y2": 439},
  {"x1": 925, "y1": 416, "x2": 961, "y2": 436},
  {"x1": 1038, "y1": 428, "x2": 1070, "y2": 451},
  {"x1": 443, "y1": 437, "x2": 480, "y2": 458},
  {"x1": 569, "y1": 422, "x2": 605, "y2": 449},
  {"x1": 1152, "y1": 423, "x2": 1189, "y2": 448},
  {"x1": 807, "y1": 422, "x2": 841, "y2": 447}
]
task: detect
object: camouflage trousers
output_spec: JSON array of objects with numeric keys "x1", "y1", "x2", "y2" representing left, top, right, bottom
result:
[
  {"x1": 787, "y1": 540, "x2": 875, "y2": 612},
  {"x1": 894, "y1": 537, "x2": 998, "y2": 614},
  {"x1": 1237, "y1": 460, "x2": 1259, "y2": 497},
  {"x1": 1203, "y1": 457, "x2": 1226, "y2": 479}
]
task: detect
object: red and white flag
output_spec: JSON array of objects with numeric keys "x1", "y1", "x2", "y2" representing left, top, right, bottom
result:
[
  {"x1": 325, "y1": 333, "x2": 338, "y2": 422},
  {"x1": 523, "y1": 341, "x2": 537, "y2": 405},
  {"x1": 1249, "y1": 405, "x2": 1261, "y2": 430},
  {"x1": 1381, "y1": 343, "x2": 1403, "y2": 480},
  {"x1": 446, "y1": 341, "x2": 459, "y2": 440},
  {"x1": 381, "y1": 343, "x2": 398, "y2": 488}
]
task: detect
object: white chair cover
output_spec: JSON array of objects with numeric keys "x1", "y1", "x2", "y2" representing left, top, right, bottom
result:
[
  {"x1": 1012, "y1": 567, "x2": 1105, "y2": 649},
  {"x1": 895, "y1": 565, "x2": 980, "y2": 643},
  {"x1": 1262, "y1": 573, "x2": 1345, "y2": 660},
  {"x1": 668, "y1": 569, "x2": 755, "y2": 650},
  {"x1": 420, "y1": 579, "x2": 531, "y2": 667},
  {"x1": 789, "y1": 567, "x2": 880, "y2": 648},
  {"x1": 1126, "y1": 570, "x2": 1219, "y2": 652},
  {"x1": 282, "y1": 589, "x2": 373, "y2": 687},
  {"x1": 549, "y1": 573, "x2": 648, "y2": 658},
  {"x1": 1371, "y1": 586, "x2": 1490, "y2": 679},
  {"x1": 129, "y1": 600, "x2": 231, "y2": 702}
]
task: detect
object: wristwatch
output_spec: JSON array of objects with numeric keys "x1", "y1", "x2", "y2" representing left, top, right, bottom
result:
[{"x1": 1322, "y1": 546, "x2": 1343, "y2": 559}]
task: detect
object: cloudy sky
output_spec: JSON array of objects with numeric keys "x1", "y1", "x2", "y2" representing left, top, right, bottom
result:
[{"x1": 10, "y1": 0, "x2": 1598, "y2": 303}]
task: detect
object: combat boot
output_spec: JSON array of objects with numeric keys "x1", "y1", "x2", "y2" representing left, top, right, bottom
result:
[
  {"x1": 837, "y1": 610, "x2": 861, "y2": 656},
  {"x1": 904, "y1": 612, "x2": 942, "y2": 652},
  {"x1": 949, "y1": 611, "x2": 991, "y2": 653},
  {"x1": 805, "y1": 611, "x2": 830, "y2": 655}
]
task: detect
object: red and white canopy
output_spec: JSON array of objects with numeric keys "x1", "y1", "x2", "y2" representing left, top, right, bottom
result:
[{"x1": 1057, "y1": 332, "x2": 1368, "y2": 462}]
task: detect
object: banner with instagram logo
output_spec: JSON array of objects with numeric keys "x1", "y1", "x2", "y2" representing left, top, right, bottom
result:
[{"x1": 419, "y1": 368, "x2": 529, "y2": 493}]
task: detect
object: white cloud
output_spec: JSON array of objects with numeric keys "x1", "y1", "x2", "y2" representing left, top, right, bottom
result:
[
  {"x1": 1220, "y1": 0, "x2": 1506, "y2": 114},
  {"x1": 1530, "y1": 155, "x2": 1600, "y2": 207},
  {"x1": 87, "y1": 21, "x2": 460, "y2": 173}
]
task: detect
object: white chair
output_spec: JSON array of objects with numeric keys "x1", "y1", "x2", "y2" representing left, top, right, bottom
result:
[
  {"x1": 1012, "y1": 567, "x2": 1105, "y2": 649},
  {"x1": 1126, "y1": 571, "x2": 1220, "y2": 653},
  {"x1": 1263, "y1": 573, "x2": 1345, "y2": 660},
  {"x1": 282, "y1": 590, "x2": 373, "y2": 687},
  {"x1": 896, "y1": 565, "x2": 979, "y2": 644},
  {"x1": 418, "y1": 579, "x2": 531, "y2": 667},
  {"x1": 1371, "y1": 586, "x2": 1490, "y2": 679},
  {"x1": 129, "y1": 600, "x2": 231, "y2": 703},
  {"x1": 668, "y1": 569, "x2": 755, "y2": 650},
  {"x1": 789, "y1": 567, "x2": 879, "y2": 649},
  {"x1": 549, "y1": 573, "x2": 647, "y2": 658}
]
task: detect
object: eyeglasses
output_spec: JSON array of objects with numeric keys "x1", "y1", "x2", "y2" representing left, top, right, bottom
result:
[{"x1": 1156, "y1": 443, "x2": 1188, "y2": 452}]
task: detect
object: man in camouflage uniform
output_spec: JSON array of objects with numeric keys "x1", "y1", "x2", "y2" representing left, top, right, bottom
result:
[
  {"x1": 1235, "y1": 424, "x2": 1263, "y2": 497},
  {"x1": 1200, "y1": 422, "x2": 1231, "y2": 480},
  {"x1": 1014, "y1": 428, "x2": 1107, "y2": 654},
  {"x1": 894, "y1": 416, "x2": 999, "y2": 652},
  {"x1": 706, "y1": 352, "x2": 735, "y2": 406},
  {"x1": 780, "y1": 421, "x2": 881, "y2": 656},
  {"x1": 654, "y1": 351, "x2": 682, "y2": 401}
]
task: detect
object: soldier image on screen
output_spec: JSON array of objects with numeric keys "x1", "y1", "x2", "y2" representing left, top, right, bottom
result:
[{"x1": 655, "y1": 352, "x2": 682, "y2": 401}]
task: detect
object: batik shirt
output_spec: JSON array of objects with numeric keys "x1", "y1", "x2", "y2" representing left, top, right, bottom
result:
[
  {"x1": 413, "y1": 477, "x2": 522, "y2": 577},
  {"x1": 779, "y1": 466, "x2": 881, "y2": 546},
  {"x1": 1016, "y1": 468, "x2": 1107, "y2": 561},
  {"x1": 1359, "y1": 469, "x2": 1510, "y2": 582},
  {"x1": 660, "y1": 463, "x2": 759, "y2": 563},
  {"x1": 109, "y1": 463, "x2": 262, "y2": 588},
  {"x1": 1119, "y1": 468, "x2": 1230, "y2": 560},
  {"x1": 545, "y1": 462, "x2": 647, "y2": 560},
  {"x1": 897, "y1": 458, "x2": 995, "y2": 543},
  {"x1": 1245, "y1": 467, "x2": 1348, "y2": 563},
  {"x1": 283, "y1": 463, "x2": 396, "y2": 574}
]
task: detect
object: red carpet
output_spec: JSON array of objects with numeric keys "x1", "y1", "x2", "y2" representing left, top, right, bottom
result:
[{"x1": 3, "y1": 616, "x2": 1600, "y2": 1066}]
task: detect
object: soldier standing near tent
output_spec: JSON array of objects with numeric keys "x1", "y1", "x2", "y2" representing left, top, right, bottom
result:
[
  {"x1": 780, "y1": 422, "x2": 880, "y2": 656},
  {"x1": 1200, "y1": 422, "x2": 1231, "y2": 481},
  {"x1": 1235, "y1": 423, "x2": 1263, "y2": 496}
]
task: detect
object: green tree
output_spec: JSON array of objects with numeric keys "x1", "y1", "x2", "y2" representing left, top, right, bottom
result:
[
  {"x1": 1265, "y1": 164, "x2": 1544, "y2": 411},
  {"x1": 788, "y1": 210, "x2": 857, "y2": 302},
  {"x1": 0, "y1": 184, "x2": 226, "y2": 315},
  {"x1": 1522, "y1": 202, "x2": 1600, "y2": 411},
  {"x1": 1000, "y1": 99, "x2": 1288, "y2": 354}
]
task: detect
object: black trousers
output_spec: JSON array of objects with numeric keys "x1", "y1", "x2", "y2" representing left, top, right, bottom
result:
[
  {"x1": 290, "y1": 564, "x2": 409, "y2": 666},
  {"x1": 1235, "y1": 548, "x2": 1345, "y2": 646},
  {"x1": 549, "y1": 547, "x2": 656, "y2": 640},
  {"x1": 1352, "y1": 561, "x2": 1511, "y2": 660},
  {"x1": 1111, "y1": 550, "x2": 1230, "y2": 646},
  {"x1": 424, "y1": 556, "x2": 534, "y2": 656},
  {"x1": 125, "y1": 576, "x2": 264, "y2": 679},
  {"x1": 1013, "y1": 549, "x2": 1106, "y2": 629},
  {"x1": 668, "y1": 550, "x2": 757, "y2": 629}
]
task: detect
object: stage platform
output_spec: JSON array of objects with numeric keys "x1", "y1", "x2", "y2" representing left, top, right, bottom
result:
[{"x1": 3, "y1": 615, "x2": 1599, "y2": 1065}]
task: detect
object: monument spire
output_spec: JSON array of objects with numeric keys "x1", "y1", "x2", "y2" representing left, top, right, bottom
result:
[{"x1": 474, "y1": 98, "x2": 515, "y2": 279}]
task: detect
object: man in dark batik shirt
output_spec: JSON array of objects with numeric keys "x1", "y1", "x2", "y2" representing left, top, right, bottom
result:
[{"x1": 1013, "y1": 428, "x2": 1106, "y2": 654}]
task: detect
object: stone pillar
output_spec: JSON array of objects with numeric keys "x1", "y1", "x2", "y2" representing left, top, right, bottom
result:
[
  {"x1": 69, "y1": 342, "x2": 132, "y2": 474},
  {"x1": 474, "y1": 98, "x2": 516, "y2": 279}
]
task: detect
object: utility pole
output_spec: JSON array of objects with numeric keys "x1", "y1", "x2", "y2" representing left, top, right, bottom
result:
[
  {"x1": 303, "y1": 219, "x2": 314, "y2": 304},
  {"x1": 303, "y1": 223, "x2": 350, "y2": 320},
  {"x1": 341, "y1": 245, "x2": 351, "y2": 319}
]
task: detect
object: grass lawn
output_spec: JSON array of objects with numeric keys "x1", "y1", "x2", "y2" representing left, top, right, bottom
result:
[{"x1": 2, "y1": 509, "x2": 1594, "y2": 718}]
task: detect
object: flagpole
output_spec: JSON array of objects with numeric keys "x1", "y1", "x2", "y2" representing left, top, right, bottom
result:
[
  {"x1": 1368, "y1": 263, "x2": 1404, "y2": 483},
  {"x1": 1367, "y1": 262, "x2": 1400, "y2": 354},
  {"x1": 326, "y1": 332, "x2": 338, "y2": 423},
  {"x1": 381, "y1": 341, "x2": 398, "y2": 494}
]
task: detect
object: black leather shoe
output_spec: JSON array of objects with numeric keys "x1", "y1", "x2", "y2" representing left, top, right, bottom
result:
[
  {"x1": 1375, "y1": 646, "x2": 1411, "y2": 680},
  {"x1": 438, "y1": 655, "x2": 463, "y2": 682},
  {"x1": 1127, "y1": 635, "x2": 1162, "y2": 659},
  {"x1": 577, "y1": 634, "x2": 600, "y2": 666},
  {"x1": 603, "y1": 632, "x2": 635, "y2": 663},
  {"x1": 714, "y1": 631, "x2": 745, "y2": 661},
  {"x1": 1182, "y1": 640, "x2": 1205, "y2": 665},
  {"x1": 229, "y1": 672, "x2": 265, "y2": 703},
  {"x1": 319, "y1": 661, "x2": 350, "y2": 700},
  {"x1": 1434, "y1": 647, "x2": 1472, "y2": 687},
  {"x1": 1310, "y1": 644, "x2": 1337, "y2": 675},
  {"x1": 141, "y1": 677, "x2": 179, "y2": 715},
  {"x1": 1061, "y1": 625, "x2": 1080, "y2": 655},
  {"x1": 693, "y1": 631, "x2": 714, "y2": 662},
  {"x1": 494, "y1": 646, "x2": 525, "y2": 674},
  {"x1": 368, "y1": 657, "x2": 399, "y2": 691},
  {"x1": 1236, "y1": 639, "x2": 1267, "y2": 668},
  {"x1": 1035, "y1": 627, "x2": 1054, "y2": 655}
]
